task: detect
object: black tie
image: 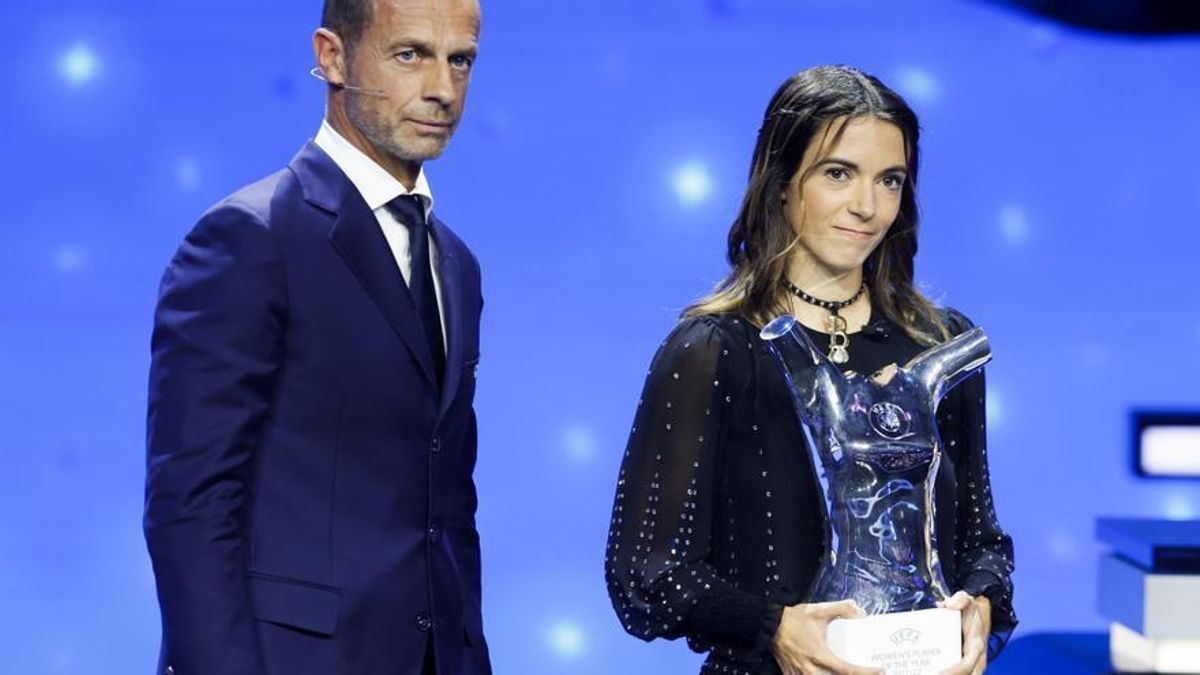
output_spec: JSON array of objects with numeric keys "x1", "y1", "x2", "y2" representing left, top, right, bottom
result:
[{"x1": 388, "y1": 195, "x2": 445, "y2": 389}]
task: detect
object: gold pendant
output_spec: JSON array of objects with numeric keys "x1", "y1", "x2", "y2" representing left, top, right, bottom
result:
[
  {"x1": 829, "y1": 333, "x2": 850, "y2": 363},
  {"x1": 827, "y1": 314, "x2": 850, "y2": 363}
]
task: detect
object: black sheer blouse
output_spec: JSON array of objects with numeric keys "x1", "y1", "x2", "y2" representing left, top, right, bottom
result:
[{"x1": 605, "y1": 310, "x2": 1017, "y2": 674}]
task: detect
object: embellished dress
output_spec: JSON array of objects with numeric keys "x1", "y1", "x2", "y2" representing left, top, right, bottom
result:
[{"x1": 604, "y1": 310, "x2": 1017, "y2": 674}]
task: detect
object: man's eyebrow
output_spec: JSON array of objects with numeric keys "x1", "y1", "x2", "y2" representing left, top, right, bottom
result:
[
  {"x1": 382, "y1": 38, "x2": 478, "y2": 58},
  {"x1": 382, "y1": 37, "x2": 432, "y2": 53}
]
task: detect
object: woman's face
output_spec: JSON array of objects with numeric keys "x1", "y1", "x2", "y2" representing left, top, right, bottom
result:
[{"x1": 783, "y1": 115, "x2": 909, "y2": 278}]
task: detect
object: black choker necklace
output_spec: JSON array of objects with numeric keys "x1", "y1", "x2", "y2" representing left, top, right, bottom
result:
[{"x1": 782, "y1": 280, "x2": 867, "y2": 364}]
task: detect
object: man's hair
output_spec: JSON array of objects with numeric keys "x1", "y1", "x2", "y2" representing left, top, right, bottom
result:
[{"x1": 322, "y1": 0, "x2": 374, "y2": 48}]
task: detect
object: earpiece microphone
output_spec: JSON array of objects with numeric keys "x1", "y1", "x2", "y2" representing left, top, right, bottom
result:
[{"x1": 308, "y1": 67, "x2": 388, "y2": 97}]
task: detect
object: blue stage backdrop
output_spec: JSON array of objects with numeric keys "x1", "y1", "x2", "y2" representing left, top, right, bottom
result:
[{"x1": 3, "y1": 1, "x2": 1198, "y2": 673}]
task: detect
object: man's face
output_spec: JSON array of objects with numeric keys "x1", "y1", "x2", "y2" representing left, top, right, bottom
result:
[{"x1": 343, "y1": 0, "x2": 480, "y2": 164}]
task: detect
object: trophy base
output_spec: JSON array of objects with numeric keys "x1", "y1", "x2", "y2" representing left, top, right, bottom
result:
[{"x1": 827, "y1": 607, "x2": 962, "y2": 675}]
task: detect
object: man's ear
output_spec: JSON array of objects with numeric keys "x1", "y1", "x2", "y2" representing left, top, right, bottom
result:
[{"x1": 313, "y1": 28, "x2": 348, "y2": 87}]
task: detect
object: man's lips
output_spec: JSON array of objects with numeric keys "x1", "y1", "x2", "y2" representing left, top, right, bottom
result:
[{"x1": 409, "y1": 118, "x2": 453, "y2": 130}]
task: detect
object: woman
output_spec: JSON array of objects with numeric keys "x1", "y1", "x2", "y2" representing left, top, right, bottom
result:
[{"x1": 604, "y1": 65, "x2": 1016, "y2": 675}]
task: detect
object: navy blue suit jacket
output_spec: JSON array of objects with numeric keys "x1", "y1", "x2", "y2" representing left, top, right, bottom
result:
[{"x1": 145, "y1": 142, "x2": 490, "y2": 675}]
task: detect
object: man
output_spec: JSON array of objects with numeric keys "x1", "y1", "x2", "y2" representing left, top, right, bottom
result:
[{"x1": 143, "y1": 1, "x2": 489, "y2": 673}]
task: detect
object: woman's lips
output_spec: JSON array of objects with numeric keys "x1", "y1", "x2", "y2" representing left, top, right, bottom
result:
[{"x1": 833, "y1": 226, "x2": 874, "y2": 240}]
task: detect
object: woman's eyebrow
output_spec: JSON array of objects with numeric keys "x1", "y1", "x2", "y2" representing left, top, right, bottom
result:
[{"x1": 817, "y1": 157, "x2": 907, "y2": 175}]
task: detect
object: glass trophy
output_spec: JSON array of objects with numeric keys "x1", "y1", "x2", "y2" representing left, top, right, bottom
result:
[{"x1": 760, "y1": 315, "x2": 991, "y2": 674}]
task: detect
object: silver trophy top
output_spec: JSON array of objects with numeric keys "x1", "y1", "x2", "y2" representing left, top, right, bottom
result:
[{"x1": 761, "y1": 315, "x2": 991, "y2": 614}]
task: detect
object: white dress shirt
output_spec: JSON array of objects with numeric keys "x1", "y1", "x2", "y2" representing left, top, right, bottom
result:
[{"x1": 314, "y1": 120, "x2": 447, "y2": 348}]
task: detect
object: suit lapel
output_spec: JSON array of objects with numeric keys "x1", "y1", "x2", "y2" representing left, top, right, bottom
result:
[
  {"x1": 431, "y1": 215, "x2": 464, "y2": 418},
  {"x1": 290, "y1": 143, "x2": 437, "y2": 391}
]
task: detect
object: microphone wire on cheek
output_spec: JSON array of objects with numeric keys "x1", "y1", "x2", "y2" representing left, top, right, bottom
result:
[{"x1": 308, "y1": 67, "x2": 389, "y2": 97}]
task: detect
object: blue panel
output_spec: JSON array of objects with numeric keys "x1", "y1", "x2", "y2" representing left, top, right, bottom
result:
[
  {"x1": 1097, "y1": 553, "x2": 1148, "y2": 633},
  {"x1": 1097, "y1": 518, "x2": 1200, "y2": 571},
  {"x1": 987, "y1": 632, "x2": 1109, "y2": 675}
]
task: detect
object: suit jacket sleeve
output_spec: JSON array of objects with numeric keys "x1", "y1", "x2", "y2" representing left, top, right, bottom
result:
[
  {"x1": 463, "y1": 258, "x2": 488, "y2": 650},
  {"x1": 144, "y1": 201, "x2": 286, "y2": 674}
]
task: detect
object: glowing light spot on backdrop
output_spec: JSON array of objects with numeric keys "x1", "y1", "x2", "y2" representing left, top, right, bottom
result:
[
  {"x1": 1164, "y1": 492, "x2": 1196, "y2": 520},
  {"x1": 176, "y1": 157, "x2": 201, "y2": 191},
  {"x1": 1030, "y1": 23, "x2": 1065, "y2": 56},
  {"x1": 60, "y1": 44, "x2": 99, "y2": 86},
  {"x1": 546, "y1": 620, "x2": 586, "y2": 658},
  {"x1": 895, "y1": 67, "x2": 939, "y2": 103},
  {"x1": 563, "y1": 424, "x2": 596, "y2": 463},
  {"x1": 48, "y1": 647, "x2": 75, "y2": 674},
  {"x1": 998, "y1": 205, "x2": 1029, "y2": 246},
  {"x1": 671, "y1": 162, "x2": 713, "y2": 207},
  {"x1": 985, "y1": 384, "x2": 1004, "y2": 431},
  {"x1": 1079, "y1": 342, "x2": 1109, "y2": 371},
  {"x1": 53, "y1": 246, "x2": 87, "y2": 273},
  {"x1": 1046, "y1": 526, "x2": 1079, "y2": 564}
]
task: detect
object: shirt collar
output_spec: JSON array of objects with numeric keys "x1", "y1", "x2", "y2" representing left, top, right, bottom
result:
[{"x1": 314, "y1": 119, "x2": 434, "y2": 217}]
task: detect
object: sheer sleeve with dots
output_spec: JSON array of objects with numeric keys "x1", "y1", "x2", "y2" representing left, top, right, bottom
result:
[
  {"x1": 939, "y1": 310, "x2": 1018, "y2": 660},
  {"x1": 605, "y1": 316, "x2": 782, "y2": 660}
]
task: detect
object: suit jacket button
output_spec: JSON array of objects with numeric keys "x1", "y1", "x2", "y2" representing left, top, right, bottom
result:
[
  {"x1": 166, "y1": 668, "x2": 174, "y2": 675},
  {"x1": 430, "y1": 437, "x2": 441, "y2": 453},
  {"x1": 415, "y1": 611, "x2": 433, "y2": 632},
  {"x1": 427, "y1": 526, "x2": 440, "y2": 542}
]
